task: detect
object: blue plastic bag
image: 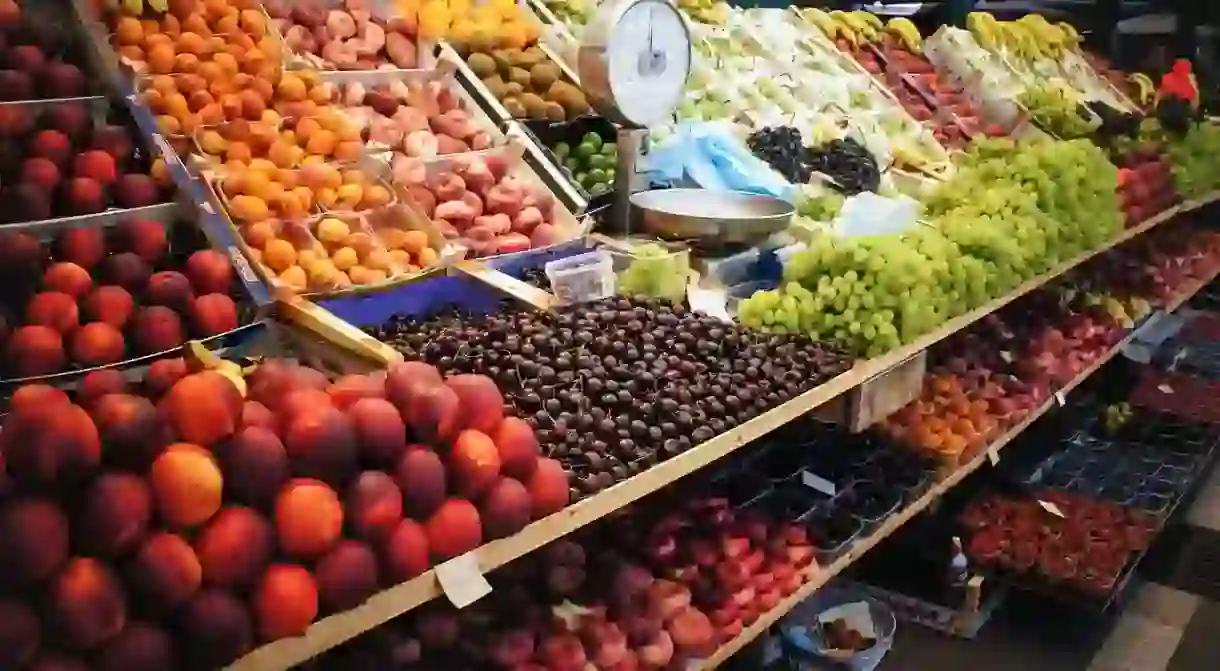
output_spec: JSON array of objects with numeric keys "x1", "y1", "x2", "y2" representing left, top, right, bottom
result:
[{"x1": 644, "y1": 122, "x2": 799, "y2": 203}]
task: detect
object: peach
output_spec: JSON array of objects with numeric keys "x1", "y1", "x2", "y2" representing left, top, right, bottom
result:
[
  {"x1": 0, "y1": 497, "x2": 69, "y2": 588},
  {"x1": 77, "y1": 473, "x2": 152, "y2": 558},
  {"x1": 71, "y1": 322, "x2": 126, "y2": 366},
  {"x1": 180, "y1": 588, "x2": 254, "y2": 667},
  {"x1": 282, "y1": 406, "x2": 359, "y2": 486},
  {"x1": 143, "y1": 357, "x2": 188, "y2": 399},
  {"x1": 526, "y1": 458, "x2": 569, "y2": 520},
  {"x1": 186, "y1": 249, "x2": 233, "y2": 295},
  {"x1": 43, "y1": 261, "x2": 93, "y2": 298},
  {"x1": 451, "y1": 429, "x2": 501, "y2": 497},
  {"x1": 222, "y1": 426, "x2": 289, "y2": 507},
  {"x1": 46, "y1": 557, "x2": 127, "y2": 650},
  {"x1": 275, "y1": 387, "x2": 333, "y2": 423},
  {"x1": 194, "y1": 506, "x2": 273, "y2": 588},
  {"x1": 94, "y1": 621, "x2": 175, "y2": 671},
  {"x1": 445, "y1": 374, "x2": 505, "y2": 434},
  {"x1": 130, "y1": 306, "x2": 185, "y2": 355},
  {"x1": 162, "y1": 371, "x2": 242, "y2": 446},
  {"x1": 101, "y1": 253, "x2": 151, "y2": 293},
  {"x1": 54, "y1": 227, "x2": 105, "y2": 269},
  {"x1": 253, "y1": 564, "x2": 318, "y2": 642},
  {"x1": 127, "y1": 532, "x2": 201, "y2": 613},
  {"x1": 10, "y1": 383, "x2": 70, "y2": 412},
  {"x1": 240, "y1": 400, "x2": 277, "y2": 432},
  {"x1": 424, "y1": 499, "x2": 482, "y2": 561},
  {"x1": 149, "y1": 445, "x2": 223, "y2": 528},
  {"x1": 82, "y1": 286, "x2": 135, "y2": 330},
  {"x1": 27, "y1": 291, "x2": 79, "y2": 334},
  {"x1": 315, "y1": 539, "x2": 379, "y2": 612},
  {"x1": 381, "y1": 518, "x2": 430, "y2": 583},
  {"x1": 275, "y1": 478, "x2": 343, "y2": 559},
  {"x1": 384, "y1": 360, "x2": 443, "y2": 411},
  {"x1": 91, "y1": 393, "x2": 165, "y2": 470},
  {"x1": 480, "y1": 477, "x2": 532, "y2": 540},
  {"x1": 2, "y1": 402, "x2": 100, "y2": 484},
  {"x1": 492, "y1": 416, "x2": 539, "y2": 479},
  {"x1": 327, "y1": 373, "x2": 385, "y2": 409},
  {"x1": 402, "y1": 382, "x2": 460, "y2": 444},
  {"x1": 144, "y1": 271, "x2": 195, "y2": 311},
  {"x1": 76, "y1": 369, "x2": 129, "y2": 407},
  {"x1": 0, "y1": 599, "x2": 40, "y2": 669},
  {"x1": 191, "y1": 292, "x2": 239, "y2": 336},
  {"x1": 347, "y1": 397, "x2": 407, "y2": 466},
  {"x1": 5, "y1": 325, "x2": 66, "y2": 377},
  {"x1": 117, "y1": 218, "x2": 168, "y2": 263},
  {"x1": 345, "y1": 470, "x2": 403, "y2": 543},
  {"x1": 395, "y1": 447, "x2": 447, "y2": 520}
]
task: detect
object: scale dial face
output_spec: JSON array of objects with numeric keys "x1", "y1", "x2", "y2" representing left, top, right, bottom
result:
[{"x1": 579, "y1": 0, "x2": 691, "y2": 127}]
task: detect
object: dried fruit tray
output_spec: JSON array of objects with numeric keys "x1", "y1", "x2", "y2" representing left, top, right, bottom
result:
[{"x1": 0, "y1": 208, "x2": 266, "y2": 387}]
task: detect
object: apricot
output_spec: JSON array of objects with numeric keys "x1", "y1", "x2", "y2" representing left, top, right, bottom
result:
[
  {"x1": 46, "y1": 557, "x2": 127, "y2": 650},
  {"x1": 0, "y1": 497, "x2": 69, "y2": 588},
  {"x1": 481, "y1": 477, "x2": 532, "y2": 540},
  {"x1": 451, "y1": 429, "x2": 501, "y2": 498},
  {"x1": 78, "y1": 473, "x2": 152, "y2": 558},
  {"x1": 149, "y1": 445, "x2": 223, "y2": 528},
  {"x1": 525, "y1": 458, "x2": 570, "y2": 520},
  {"x1": 395, "y1": 447, "x2": 447, "y2": 520},
  {"x1": 253, "y1": 564, "x2": 318, "y2": 642},
  {"x1": 0, "y1": 599, "x2": 40, "y2": 668},
  {"x1": 315, "y1": 540, "x2": 379, "y2": 613},
  {"x1": 76, "y1": 369, "x2": 129, "y2": 408},
  {"x1": 2, "y1": 402, "x2": 100, "y2": 484},
  {"x1": 381, "y1": 518, "x2": 430, "y2": 583},
  {"x1": 162, "y1": 371, "x2": 242, "y2": 446},
  {"x1": 180, "y1": 589, "x2": 254, "y2": 668},
  {"x1": 275, "y1": 478, "x2": 343, "y2": 559},
  {"x1": 282, "y1": 406, "x2": 359, "y2": 486},
  {"x1": 491, "y1": 416, "x2": 540, "y2": 479},
  {"x1": 194, "y1": 506, "x2": 273, "y2": 588},
  {"x1": 95, "y1": 621, "x2": 175, "y2": 671}
]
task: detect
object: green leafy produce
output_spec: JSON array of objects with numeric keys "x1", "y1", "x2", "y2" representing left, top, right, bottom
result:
[{"x1": 555, "y1": 132, "x2": 618, "y2": 194}]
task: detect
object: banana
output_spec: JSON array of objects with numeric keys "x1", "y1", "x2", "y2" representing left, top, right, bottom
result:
[
  {"x1": 886, "y1": 17, "x2": 922, "y2": 53},
  {"x1": 835, "y1": 11, "x2": 877, "y2": 43},
  {"x1": 853, "y1": 11, "x2": 884, "y2": 32},
  {"x1": 120, "y1": 0, "x2": 143, "y2": 16},
  {"x1": 826, "y1": 11, "x2": 861, "y2": 48},
  {"x1": 966, "y1": 12, "x2": 1000, "y2": 50},
  {"x1": 799, "y1": 8, "x2": 840, "y2": 41},
  {"x1": 1128, "y1": 73, "x2": 1155, "y2": 106},
  {"x1": 147, "y1": 0, "x2": 167, "y2": 11},
  {"x1": 1057, "y1": 21, "x2": 1082, "y2": 48}
]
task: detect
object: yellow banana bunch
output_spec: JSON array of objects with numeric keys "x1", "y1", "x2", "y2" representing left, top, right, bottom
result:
[
  {"x1": 1128, "y1": 73, "x2": 1156, "y2": 106},
  {"x1": 1016, "y1": 14, "x2": 1065, "y2": 56},
  {"x1": 1058, "y1": 22, "x2": 1082, "y2": 49},
  {"x1": 831, "y1": 10, "x2": 875, "y2": 43},
  {"x1": 886, "y1": 17, "x2": 921, "y2": 54},
  {"x1": 966, "y1": 12, "x2": 1000, "y2": 50},
  {"x1": 120, "y1": 0, "x2": 143, "y2": 15},
  {"x1": 852, "y1": 11, "x2": 883, "y2": 32},
  {"x1": 799, "y1": 8, "x2": 841, "y2": 41}
]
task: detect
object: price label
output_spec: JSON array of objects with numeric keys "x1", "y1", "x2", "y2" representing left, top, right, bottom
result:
[
  {"x1": 435, "y1": 552, "x2": 492, "y2": 608},
  {"x1": 1037, "y1": 500, "x2": 1066, "y2": 518},
  {"x1": 228, "y1": 247, "x2": 260, "y2": 284},
  {"x1": 986, "y1": 445, "x2": 1000, "y2": 466},
  {"x1": 1157, "y1": 384, "x2": 1175, "y2": 394},
  {"x1": 199, "y1": 201, "x2": 215, "y2": 215},
  {"x1": 686, "y1": 285, "x2": 731, "y2": 323},
  {"x1": 801, "y1": 470, "x2": 836, "y2": 496},
  {"x1": 1054, "y1": 391, "x2": 1066, "y2": 407}
]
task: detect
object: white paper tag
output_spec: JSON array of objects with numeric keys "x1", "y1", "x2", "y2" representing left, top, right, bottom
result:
[
  {"x1": 1054, "y1": 391, "x2": 1066, "y2": 407},
  {"x1": 1037, "y1": 500, "x2": 1066, "y2": 518},
  {"x1": 986, "y1": 445, "x2": 1000, "y2": 466},
  {"x1": 687, "y1": 285, "x2": 732, "y2": 322},
  {"x1": 435, "y1": 552, "x2": 492, "y2": 608},
  {"x1": 833, "y1": 192, "x2": 919, "y2": 238},
  {"x1": 801, "y1": 470, "x2": 837, "y2": 496},
  {"x1": 200, "y1": 201, "x2": 215, "y2": 215},
  {"x1": 1157, "y1": 384, "x2": 1175, "y2": 394}
]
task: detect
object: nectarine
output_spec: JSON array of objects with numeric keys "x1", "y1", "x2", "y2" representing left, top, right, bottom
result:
[
  {"x1": 395, "y1": 447, "x2": 447, "y2": 520},
  {"x1": 347, "y1": 397, "x2": 406, "y2": 466},
  {"x1": 384, "y1": 360, "x2": 442, "y2": 412},
  {"x1": 0, "y1": 598, "x2": 40, "y2": 668},
  {"x1": 161, "y1": 371, "x2": 242, "y2": 446},
  {"x1": 221, "y1": 426, "x2": 289, "y2": 507},
  {"x1": 525, "y1": 458, "x2": 569, "y2": 520},
  {"x1": 315, "y1": 540, "x2": 379, "y2": 612},
  {"x1": 127, "y1": 532, "x2": 202, "y2": 613},
  {"x1": 381, "y1": 518, "x2": 430, "y2": 584},
  {"x1": 281, "y1": 406, "x2": 358, "y2": 486},
  {"x1": 94, "y1": 621, "x2": 175, "y2": 671},
  {"x1": 480, "y1": 477, "x2": 532, "y2": 540},
  {"x1": 46, "y1": 557, "x2": 127, "y2": 650},
  {"x1": 253, "y1": 564, "x2": 318, "y2": 642},
  {"x1": 275, "y1": 478, "x2": 343, "y2": 559},
  {"x1": 90, "y1": 393, "x2": 165, "y2": 471},
  {"x1": 346, "y1": 470, "x2": 403, "y2": 543},
  {"x1": 423, "y1": 499, "x2": 482, "y2": 561},
  {"x1": 180, "y1": 589, "x2": 254, "y2": 668},
  {"x1": 2, "y1": 402, "x2": 100, "y2": 484},
  {"x1": 194, "y1": 506, "x2": 273, "y2": 588},
  {"x1": 149, "y1": 444, "x2": 223, "y2": 528},
  {"x1": 451, "y1": 429, "x2": 501, "y2": 497},
  {"x1": 77, "y1": 473, "x2": 152, "y2": 558},
  {"x1": 492, "y1": 416, "x2": 539, "y2": 479},
  {"x1": 445, "y1": 374, "x2": 505, "y2": 434},
  {"x1": 76, "y1": 369, "x2": 129, "y2": 408},
  {"x1": 0, "y1": 497, "x2": 69, "y2": 588}
]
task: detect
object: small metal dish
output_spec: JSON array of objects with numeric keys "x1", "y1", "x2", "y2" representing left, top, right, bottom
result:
[{"x1": 629, "y1": 189, "x2": 794, "y2": 249}]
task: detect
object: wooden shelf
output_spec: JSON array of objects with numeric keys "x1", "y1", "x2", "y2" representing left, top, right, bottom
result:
[
  {"x1": 227, "y1": 194, "x2": 1220, "y2": 671},
  {"x1": 698, "y1": 263, "x2": 1220, "y2": 668}
]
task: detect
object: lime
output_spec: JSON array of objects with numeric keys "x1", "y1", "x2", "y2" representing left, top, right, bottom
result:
[
  {"x1": 588, "y1": 154, "x2": 612, "y2": 170},
  {"x1": 554, "y1": 142, "x2": 570, "y2": 158},
  {"x1": 565, "y1": 157, "x2": 581, "y2": 172},
  {"x1": 576, "y1": 141, "x2": 598, "y2": 158},
  {"x1": 574, "y1": 171, "x2": 588, "y2": 186},
  {"x1": 582, "y1": 132, "x2": 603, "y2": 150},
  {"x1": 603, "y1": 142, "x2": 618, "y2": 155},
  {"x1": 587, "y1": 167, "x2": 607, "y2": 184}
]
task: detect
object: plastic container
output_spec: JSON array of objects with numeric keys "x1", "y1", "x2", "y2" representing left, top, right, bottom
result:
[
  {"x1": 778, "y1": 588, "x2": 897, "y2": 671},
  {"x1": 544, "y1": 250, "x2": 615, "y2": 304},
  {"x1": 605, "y1": 240, "x2": 692, "y2": 304}
]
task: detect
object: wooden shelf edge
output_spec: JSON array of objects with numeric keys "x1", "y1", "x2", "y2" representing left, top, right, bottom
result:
[
  {"x1": 698, "y1": 265, "x2": 1220, "y2": 668},
  {"x1": 226, "y1": 195, "x2": 1220, "y2": 671}
]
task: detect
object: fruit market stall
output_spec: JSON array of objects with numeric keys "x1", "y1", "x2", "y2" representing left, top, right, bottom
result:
[{"x1": 4, "y1": 0, "x2": 1220, "y2": 669}]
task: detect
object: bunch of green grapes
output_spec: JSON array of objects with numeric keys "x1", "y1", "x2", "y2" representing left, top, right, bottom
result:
[
  {"x1": 1161, "y1": 121, "x2": 1220, "y2": 198},
  {"x1": 796, "y1": 190, "x2": 844, "y2": 222},
  {"x1": 1018, "y1": 85, "x2": 1098, "y2": 139}
]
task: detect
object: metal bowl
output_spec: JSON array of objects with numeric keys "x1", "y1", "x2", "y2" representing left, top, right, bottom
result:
[{"x1": 630, "y1": 189, "x2": 794, "y2": 250}]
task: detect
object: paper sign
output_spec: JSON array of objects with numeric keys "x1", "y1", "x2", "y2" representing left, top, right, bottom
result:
[
  {"x1": 199, "y1": 201, "x2": 215, "y2": 215},
  {"x1": 1037, "y1": 500, "x2": 1066, "y2": 518},
  {"x1": 435, "y1": 552, "x2": 492, "y2": 608},
  {"x1": 1157, "y1": 384, "x2": 1175, "y2": 394},
  {"x1": 832, "y1": 192, "x2": 919, "y2": 238},
  {"x1": 1054, "y1": 391, "x2": 1066, "y2": 407},
  {"x1": 687, "y1": 285, "x2": 732, "y2": 322},
  {"x1": 986, "y1": 445, "x2": 1000, "y2": 466},
  {"x1": 801, "y1": 470, "x2": 837, "y2": 496}
]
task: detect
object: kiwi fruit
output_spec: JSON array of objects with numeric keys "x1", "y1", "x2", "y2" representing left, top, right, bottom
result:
[
  {"x1": 503, "y1": 97, "x2": 527, "y2": 118},
  {"x1": 518, "y1": 47, "x2": 545, "y2": 69},
  {"x1": 467, "y1": 32, "x2": 498, "y2": 55},
  {"x1": 467, "y1": 53, "x2": 497, "y2": 79},
  {"x1": 543, "y1": 101, "x2": 566, "y2": 122},
  {"x1": 504, "y1": 81, "x2": 525, "y2": 97},
  {"x1": 492, "y1": 50, "x2": 514, "y2": 77},
  {"x1": 482, "y1": 75, "x2": 507, "y2": 99},
  {"x1": 521, "y1": 93, "x2": 549, "y2": 120},
  {"x1": 508, "y1": 67, "x2": 532, "y2": 88},
  {"x1": 529, "y1": 62, "x2": 560, "y2": 91},
  {"x1": 547, "y1": 81, "x2": 591, "y2": 116}
]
